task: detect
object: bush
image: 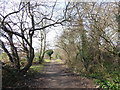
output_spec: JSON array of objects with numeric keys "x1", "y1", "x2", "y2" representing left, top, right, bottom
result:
[
  {"x1": 2, "y1": 64, "x2": 44, "y2": 87},
  {"x1": 96, "y1": 79, "x2": 120, "y2": 89},
  {"x1": 0, "y1": 53, "x2": 9, "y2": 63}
]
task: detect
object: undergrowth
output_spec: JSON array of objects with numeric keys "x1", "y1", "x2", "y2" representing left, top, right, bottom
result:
[
  {"x1": 80, "y1": 62, "x2": 120, "y2": 89},
  {"x1": 2, "y1": 64, "x2": 44, "y2": 87}
]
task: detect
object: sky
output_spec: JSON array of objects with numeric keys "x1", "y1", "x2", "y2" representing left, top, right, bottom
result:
[
  {"x1": 0, "y1": 0, "x2": 119, "y2": 51},
  {"x1": 0, "y1": 0, "x2": 65, "y2": 50},
  {"x1": 33, "y1": 25, "x2": 64, "y2": 51},
  {"x1": 21, "y1": 0, "x2": 120, "y2": 2}
]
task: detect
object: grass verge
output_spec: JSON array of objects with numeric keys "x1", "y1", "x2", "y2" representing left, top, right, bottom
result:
[
  {"x1": 55, "y1": 59, "x2": 63, "y2": 63},
  {"x1": 44, "y1": 59, "x2": 51, "y2": 63}
]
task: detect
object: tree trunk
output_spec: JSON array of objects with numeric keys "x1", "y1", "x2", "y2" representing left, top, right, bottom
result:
[
  {"x1": 9, "y1": 33, "x2": 20, "y2": 70},
  {"x1": 50, "y1": 56, "x2": 52, "y2": 60},
  {"x1": 0, "y1": 40, "x2": 13, "y2": 63},
  {"x1": 21, "y1": 48, "x2": 34, "y2": 74}
]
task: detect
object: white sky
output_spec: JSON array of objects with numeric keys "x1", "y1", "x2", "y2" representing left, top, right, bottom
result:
[
  {"x1": 21, "y1": 0, "x2": 119, "y2": 2},
  {"x1": 0, "y1": 0, "x2": 119, "y2": 51},
  {"x1": 33, "y1": 25, "x2": 63, "y2": 50},
  {"x1": 0, "y1": 0, "x2": 65, "y2": 50}
]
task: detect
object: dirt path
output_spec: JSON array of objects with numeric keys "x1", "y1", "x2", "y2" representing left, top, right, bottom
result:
[{"x1": 22, "y1": 60, "x2": 97, "y2": 88}]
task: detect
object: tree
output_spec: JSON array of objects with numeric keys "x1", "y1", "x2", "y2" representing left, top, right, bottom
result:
[
  {"x1": 46, "y1": 49, "x2": 54, "y2": 60},
  {"x1": 57, "y1": 2, "x2": 119, "y2": 73},
  {"x1": 0, "y1": 1, "x2": 68, "y2": 73},
  {"x1": 38, "y1": 20, "x2": 48, "y2": 64}
]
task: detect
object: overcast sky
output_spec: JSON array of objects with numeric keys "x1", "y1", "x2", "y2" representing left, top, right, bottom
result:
[
  {"x1": 0, "y1": 0, "x2": 119, "y2": 51},
  {"x1": 0, "y1": 0, "x2": 66, "y2": 51}
]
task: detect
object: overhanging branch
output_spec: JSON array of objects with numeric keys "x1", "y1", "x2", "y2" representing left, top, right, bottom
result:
[{"x1": 34, "y1": 19, "x2": 66, "y2": 31}]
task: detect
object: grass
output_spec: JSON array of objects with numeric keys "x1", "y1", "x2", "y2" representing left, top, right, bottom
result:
[
  {"x1": 29, "y1": 64, "x2": 44, "y2": 73},
  {"x1": 55, "y1": 59, "x2": 62, "y2": 63},
  {"x1": 44, "y1": 59, "x2": 51, "y2": 63},
  {"x1": 44, "y1": 59, "x2": 63, "y2": 63}
]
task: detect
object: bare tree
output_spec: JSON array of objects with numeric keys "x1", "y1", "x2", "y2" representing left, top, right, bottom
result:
[
  {"x1": 0, "y1": 1, "x2": 68, "y2": 73},
  {"x1": 57, "y1": 2, "x2": 119, "y2": 73}
]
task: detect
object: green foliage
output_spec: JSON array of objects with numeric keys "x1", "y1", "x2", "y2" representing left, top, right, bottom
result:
[
  {"x1": 55, "y1": 53, "x2": 62, "y2": 59},
  {"x1": 46, "y1": 49, "x2": 53, "y2": 56},
  {"x1": 0, "y1": 54, "x2": 2, "y2": 60},
  {"x1": 34, "y1": 57, "x2": 39, "y2": 62},
  {"x1": 0, "y1": 53, "x2": 9, "y2": 62},
  {"x1": 96, "y1": 79, "x2": 120, "y2": 89},
  {"x1": 34, "y1": 56, "x2": 41, "y2": 64},
  {"x1": 20, "y1": 58, "x2": 27, "y2": 66},
  {"x1": 45, "y1": 49, "x2": 54, "y2": 60},
  {"x1": 76, "y1": 46, "x2": 93, "y2": 72},
  {"x1": 34, "y1": 53, "x2": 40, "y2": 61},
  {"x1": 83, "y1": 63, "x2": 120, "y2": 89}
]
